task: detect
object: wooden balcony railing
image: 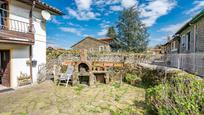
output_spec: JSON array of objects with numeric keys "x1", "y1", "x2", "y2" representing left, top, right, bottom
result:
[{"x1": 0, "y1": 16, "x2": 34, "y2": 45}]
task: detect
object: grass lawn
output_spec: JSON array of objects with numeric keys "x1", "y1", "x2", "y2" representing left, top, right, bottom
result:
[{"x1": 0, "y1": 81, "x2": 146, "y2": 115}]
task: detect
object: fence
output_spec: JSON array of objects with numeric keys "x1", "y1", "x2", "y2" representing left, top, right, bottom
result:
[{"x1": 160, "y1": 53, "x2": 204, "y2": 77}]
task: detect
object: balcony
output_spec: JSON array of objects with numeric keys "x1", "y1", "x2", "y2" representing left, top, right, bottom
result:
[{"x1": 0, "y1": 13, "x2": 34, "y2": 45}]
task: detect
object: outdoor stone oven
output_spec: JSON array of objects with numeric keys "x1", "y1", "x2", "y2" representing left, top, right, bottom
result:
[
  {"x1": 78, "y1": 63, "x2": 89, "y2": 73},
  {"x1": 77, "y1": 62, "x2": 92, "y2": 85},
  {"x1": 68, "y1": 50, "x2": 111, "y2": 86}
]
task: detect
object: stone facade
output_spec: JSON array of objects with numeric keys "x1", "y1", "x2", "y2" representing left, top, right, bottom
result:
[
  {"x1": 71, "y1": 37, "x2": 111, "y2": 52},
  {"x1": 161, "y1": 10, "x2": 204, "y2": 77}
]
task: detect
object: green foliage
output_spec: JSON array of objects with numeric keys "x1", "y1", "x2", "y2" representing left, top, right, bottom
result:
[
  {"x1": 125, "y1": 73, "x2": 141, "y2": 85},
  {"x1": 46, "y1": 47, "x2": 80, "y2": 60},
  {"x1": 110, "y1": 107, "x2": 135, "y2": 115},
  {"x1": 74, "y1": 84, "x2": 85, "y2": 95},
  {"x1": 140, "y1": 68, "x2": 180, "y2": 87},
  {"x1": 116, "y1": 7, "x2": 149, "y2": 53},
  {"x1": 20, "y1": 112, "x2": 26, "y2": 115},
  {"x1": 146, "y1": 73, "x2": 204, "y2": 115},
  {"x1": 112, "y1": 82, "x2": 121, "y2": 88},
  {"x1": 107, "y1": 26, "x2": 117, "y2": 39},
  {"x1": 106, "y1": 26, "x2": 119, "y2": 51}
]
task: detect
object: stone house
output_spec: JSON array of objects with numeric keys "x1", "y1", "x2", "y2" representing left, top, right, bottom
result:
[
  {"x1": 71, "y1": 37, "x2": 112, "y2": 52},
  {"x1": 0, "y1": 0, "x2": 63, "y2": 88},
  {"x1": 162, "y1": 9, "x2": 204, "y2": 76}
]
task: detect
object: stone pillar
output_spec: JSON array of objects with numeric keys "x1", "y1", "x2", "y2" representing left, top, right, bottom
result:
[
  {"x1": 89, "y1": 72, "x2": 95, "y2": 86},
  {"x1": 72, "y1": 72, "x2": 79, "y2": 85},
  {"x1": 105, "y1": 73, "x2": 110, "y2": 84},
  {"x1": 80, "y1": 49, "x2": 88, "y2": 62}
]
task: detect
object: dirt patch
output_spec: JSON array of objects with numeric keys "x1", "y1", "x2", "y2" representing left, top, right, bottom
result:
[{"x1": 0, "y1": 81, "x2": 146, "y2": 115}]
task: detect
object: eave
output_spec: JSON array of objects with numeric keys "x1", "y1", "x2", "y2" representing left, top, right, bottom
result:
[{"x1": 16, "y1": 0, "x2": 64, "y2": 15}]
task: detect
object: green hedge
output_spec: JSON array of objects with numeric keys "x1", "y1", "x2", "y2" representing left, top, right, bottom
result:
[{"x1": 146, "y1": 73, "x2": 204, "y2": 115}]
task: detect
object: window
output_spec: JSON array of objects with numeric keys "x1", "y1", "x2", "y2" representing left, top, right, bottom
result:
[
  {"x1": 171, "y1": 41, "x2": 177, "y2": 51},
  {"x1": 89, "y1": 48, "x2": 94, "y2": 52},
  {"x1": 187, "y1": 32, "x2": 191, "y2": 51},
  {"x1": 99, "y1": 46, "x2": 104, "y2": 51},
  {"x1": 181, "y1": 35, "x2": 186, "y2": 48},
  {"x1": 181, "y1": 32, "x2": 191, "y2": 51}
]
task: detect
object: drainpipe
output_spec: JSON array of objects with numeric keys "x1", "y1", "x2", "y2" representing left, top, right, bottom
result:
[
  {"x1": 193, "y1": 24, "x2": 196, "y2": 72},
  {"x1": 29, "y1": 0, "x2": 36, "y2": 83}
]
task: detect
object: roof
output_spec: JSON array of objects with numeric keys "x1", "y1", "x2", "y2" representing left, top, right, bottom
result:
[
  {"x1": 99, "y1": 38, "x2": 113, "y2": 41},
  {"x1": 175, "y1": 9, "x2": 204, "y2": 35},
  {"x1": 162, "y1": 9, "x2": 204, "y2": 46},
  {"x1": 16, "y1": 0, "x2": 64, "y2": 15},
  {"x1": 99, "y1": 38, "x2": 113, "y2": 44},
  {"x1": 71, "y1": 36, "x2": 109, "y2": 48}
]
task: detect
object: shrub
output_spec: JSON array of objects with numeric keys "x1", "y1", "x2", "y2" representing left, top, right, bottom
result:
[
  {"x1": 125, "y1": 73, "x2": 141, "y2": 85},
  {"x1": 140, "y1": 67, "x2": 181, "y2": 87},
  {"x1": 146, "y1": 73, "x2": 204, "y2": 115}
]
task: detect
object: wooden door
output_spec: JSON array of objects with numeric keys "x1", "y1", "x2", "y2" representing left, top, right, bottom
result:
[{"x1": 0, "y1": 50, "x2": 10, "y2": 87}]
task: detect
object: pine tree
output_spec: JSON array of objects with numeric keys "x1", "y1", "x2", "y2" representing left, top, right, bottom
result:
[
  {"x1": 116, "y1": 7, "x2": 149, "y2": 52},
  {"x1": 107, "y1": 26, "x2": 116, "y2": 39},
  {"x1": 106, "y1": 26, "x2": 119, "y2": 51}
]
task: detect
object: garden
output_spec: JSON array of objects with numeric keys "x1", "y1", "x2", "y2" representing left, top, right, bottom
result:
[{"x1": 1, "y1": 61, "x2": 203, "y2": 115}]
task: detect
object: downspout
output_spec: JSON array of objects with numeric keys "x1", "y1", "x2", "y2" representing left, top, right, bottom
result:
[
  {"x1": 193, "y1": 24, "x2": 196, "y2": 72},
  {"x1": 29, "y1": 0, "x2": 36, "y2": 83}
]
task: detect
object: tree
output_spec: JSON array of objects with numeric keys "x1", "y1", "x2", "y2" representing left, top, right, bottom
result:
[
  {"x1": 106, "y1": 26, "x2": 120, "y2": 51},
  {"x1": 107, "y1": 26, "x2": 116, "y2": 38},
  {"x1": 116, "y1": 7, "x2": 149, "y2": 53}
]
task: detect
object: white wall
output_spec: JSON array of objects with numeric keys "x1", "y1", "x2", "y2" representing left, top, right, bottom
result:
[
  {"x1": 5, "y1": 0, "x2": 47, "y2": 87},
  {"x1": 0, "y1": 44, "x2": 30, "y2": 88}
]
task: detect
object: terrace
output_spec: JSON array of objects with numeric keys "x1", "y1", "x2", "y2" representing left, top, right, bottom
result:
[{"x1": 0, "y1": 3, "x2": 34, "y2": 45}]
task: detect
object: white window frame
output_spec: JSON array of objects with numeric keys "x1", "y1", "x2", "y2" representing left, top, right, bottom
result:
[
  {"x1": 171, "y1": 41, "x2": 177, "y2": 52},
  {"x1": 99, "y1": 45, "x2": 104, "y2": 52}
]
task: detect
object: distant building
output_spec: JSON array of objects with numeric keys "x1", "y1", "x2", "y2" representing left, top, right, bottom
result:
[
  {"x1": 71, "y1": 37, "x2": 113, "y2": 52},
  {"x1": 161, "y1": 9, "x2": 204, "y2": 76}
]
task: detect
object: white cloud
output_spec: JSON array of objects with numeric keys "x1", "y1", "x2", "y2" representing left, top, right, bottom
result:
[
  {"x1": 66, "y1": 8, "x2": 99, "y2": 20},
  {"x1": 140, "y1": 0, "x2": 177, "y2": 27},
  {"x1": 160, "y1": 19, "x2": 189, "y2": 35},
  {"x1": 121, "y1": 0, "x2": 137, "y2": 8},
  {"x1": 51, "y1": 17, "x2": 61, "y2": 25},
  {"x1": 110, "y1": 5, "x2": 123, "y2": 11},
  {"x1": 97, "y1": 28, "x2": 108, "y2": 36},
  {"x1": 65, "y1": 0, "x2": 101, "y2": 20},
  {"x1": 185, "y1": 0, "x2": 204, "y2": 15},
  {"x1": 94, "y1": 0, "x2": 121, "y2": 6},
  {"x1": 100, "y1": 20, "x2": 111, "y2": 28},
  {"x1": 59, "y1": 27, "x2": 82, "y2": 36},
  {"x1": 75, "y1": 0, "x2": 92, "y2": 10},
  {"x1": 160, "y1": 23, "x2": 183, "y2": 34}
]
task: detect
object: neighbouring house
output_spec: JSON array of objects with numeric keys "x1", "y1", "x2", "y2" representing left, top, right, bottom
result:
[
  {"x1": 71, "y1": 36, "x2": 113, "y2": 52},
  {"x1": 162, "y1": 36, "x2": 180, "y2": 54},
  {"x1": 162, "y1": 9, "x2": 204, "y2": 76},
  {"x1": 0, "y1": 0, "x2": 63, "y2": 88}
]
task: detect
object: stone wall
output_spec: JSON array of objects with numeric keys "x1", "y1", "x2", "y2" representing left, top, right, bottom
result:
[{"x1": 72, "y1": 37, "x2": 111, "y2": 52}]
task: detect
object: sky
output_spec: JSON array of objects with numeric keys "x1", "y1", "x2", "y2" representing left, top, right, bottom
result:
[{"x1": 42, "y1": 0, "x2": 204, "y2": 49}]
